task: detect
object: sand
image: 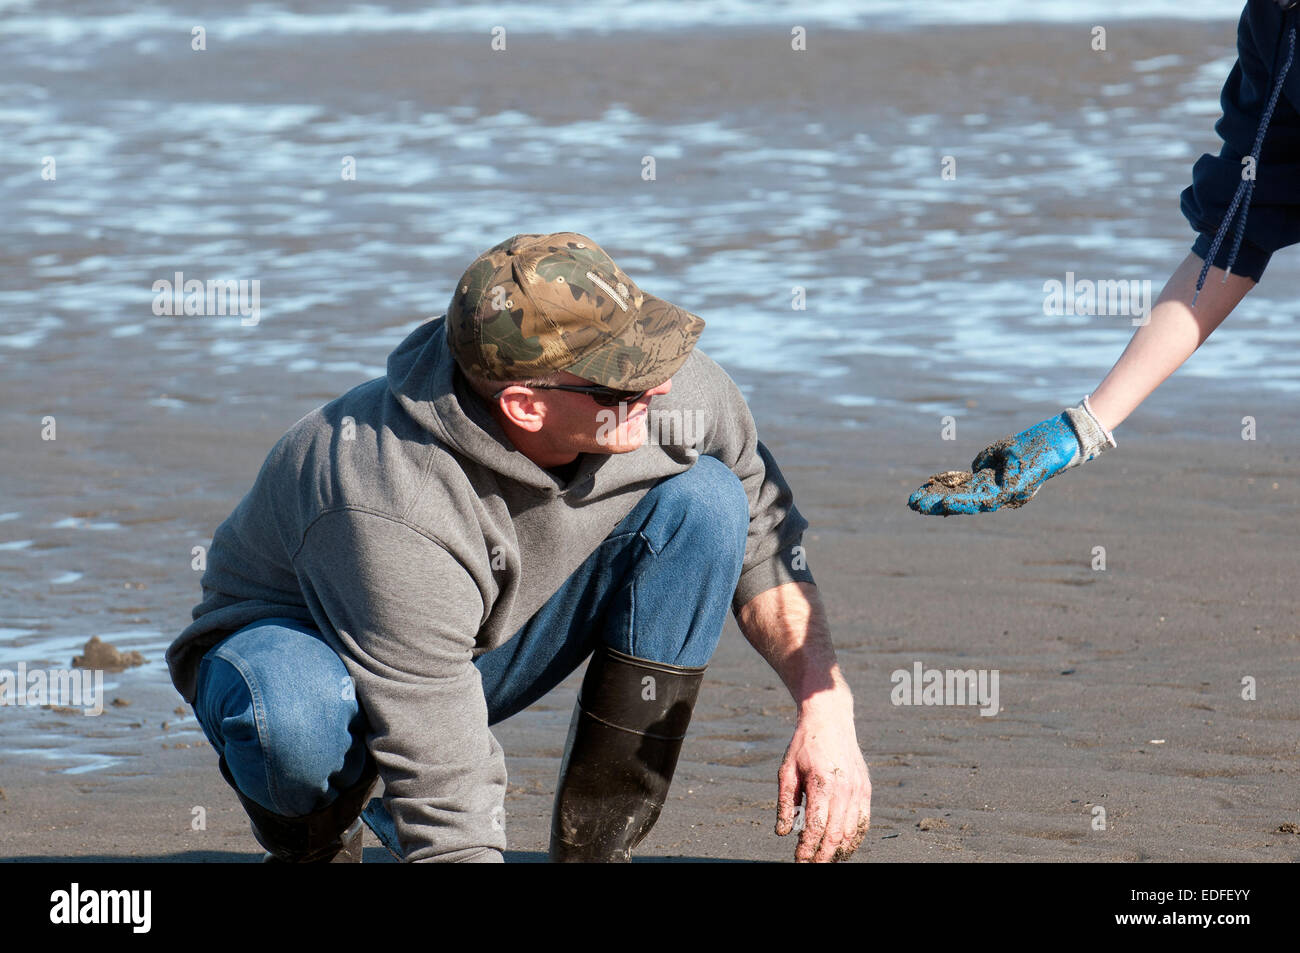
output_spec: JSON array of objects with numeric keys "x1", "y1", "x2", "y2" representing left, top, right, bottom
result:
[
  {"x1": 3, "y1": 394, "x2": 1298, "y2": 862},
  {"x1": 924, "y1": 471, "x2": 976, "y2": 490},
  {"x1": 72, "y1": 636, "x2": 146, "y2": 672}
]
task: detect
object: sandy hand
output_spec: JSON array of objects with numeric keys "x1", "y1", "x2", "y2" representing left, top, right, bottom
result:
[
  {"x1": 775, "y1": 711, "x2": 872, "y2": 863},
  {"x1": 907, "y1": 402, "x2": 1115, "y2": 515}
]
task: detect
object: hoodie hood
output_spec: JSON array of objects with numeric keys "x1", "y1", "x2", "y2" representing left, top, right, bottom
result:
[{"x1": 386, "y1": 315, "x2": 608, "y2": 494}]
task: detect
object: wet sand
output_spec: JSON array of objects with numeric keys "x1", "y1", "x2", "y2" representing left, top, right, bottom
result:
[{"x1": 3, "y1": 383, "x2": 1298, "y2": 862}]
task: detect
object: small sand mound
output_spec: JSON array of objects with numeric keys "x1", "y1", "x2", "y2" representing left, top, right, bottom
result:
[{"x1": 72, "y1": 636, "x2": 145, "y2": 672}]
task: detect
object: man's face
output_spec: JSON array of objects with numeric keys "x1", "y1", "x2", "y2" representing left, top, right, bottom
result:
[
  {"x1": 539, "y1": 369, "x2": 673, "y2": 455},
  {"x1": 493, "y1": 368, "x2": 673, "y2": 458}
]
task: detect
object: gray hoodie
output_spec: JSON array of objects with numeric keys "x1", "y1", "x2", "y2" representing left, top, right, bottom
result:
[{"x1": 166, "y1": 315, "x2": 814, "y2": 861}]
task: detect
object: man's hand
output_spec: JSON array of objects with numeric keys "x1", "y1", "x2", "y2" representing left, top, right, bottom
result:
[
  {"x1": 775, "y1": 705, "x2": 872, "y2": 862},
  {"x1": 907, "y1": 399, "x2": 1115, "y2": 515},
  {"x1": 734, "y1": 581, "x2": 871, "y2": 862}
]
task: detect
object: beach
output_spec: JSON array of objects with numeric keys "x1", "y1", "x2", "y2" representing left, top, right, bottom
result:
[
  {"x1": 3, "y1": 385, "x2": 1298, "y2": 861},
  {"x1": 2, "y1": 5, "x2": 1298, "y2": 862}
]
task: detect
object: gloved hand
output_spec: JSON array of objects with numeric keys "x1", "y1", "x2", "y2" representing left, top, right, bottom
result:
[{"x1": 908, "y1": 397, "x2": 1116, "y2": 515}]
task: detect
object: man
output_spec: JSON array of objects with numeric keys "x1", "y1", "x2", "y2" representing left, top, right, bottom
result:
[
  {"x1": 167, "y1": 231, "x2": 871, "y2": 862},
  {"x1": 909, "y1": 0, "x2": 1298, "y2": 514}
]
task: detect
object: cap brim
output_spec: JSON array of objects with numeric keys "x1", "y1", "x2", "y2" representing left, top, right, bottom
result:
[{"x1": 560, "y1": 293, "x2": 706, "y2": 390}]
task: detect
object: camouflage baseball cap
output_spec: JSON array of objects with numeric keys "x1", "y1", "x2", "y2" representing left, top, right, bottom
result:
[{"x1": 446, "y1": 232, "x2": 706, "y2": 390}]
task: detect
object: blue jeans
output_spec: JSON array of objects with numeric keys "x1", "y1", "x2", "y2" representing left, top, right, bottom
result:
[{"x1": 192, "y1": 454, "x2": 749, "y2": 857}]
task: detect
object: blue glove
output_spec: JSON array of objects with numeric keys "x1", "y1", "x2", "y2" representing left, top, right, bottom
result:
[{"x1": 908, "y1": 398, "x2": 1115, "y2": 515}]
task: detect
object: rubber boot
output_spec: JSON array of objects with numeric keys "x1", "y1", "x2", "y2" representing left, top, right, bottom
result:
[
  {"x1": 218, "y1": 755, "x2": 379, "y2": 863},
  {"x1": 549, "y1": 644, "x2": 706, "y2": 862}
]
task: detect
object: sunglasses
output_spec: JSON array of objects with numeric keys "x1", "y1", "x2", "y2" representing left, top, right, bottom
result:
[{"x1": 493, "y1": 383, "x2": 650, "y2": 407}]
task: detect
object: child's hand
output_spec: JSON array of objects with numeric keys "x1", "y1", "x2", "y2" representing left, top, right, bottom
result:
[{"x1": 907, "y1": 401, "x2": 1115, "y2": 515}]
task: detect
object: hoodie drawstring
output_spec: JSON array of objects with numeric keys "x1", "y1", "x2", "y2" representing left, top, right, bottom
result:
[{"x1": 1193, "y1": 10, "x2": 1297, "y2": 305}]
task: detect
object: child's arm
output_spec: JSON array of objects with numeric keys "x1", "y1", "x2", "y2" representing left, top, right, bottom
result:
[
  {"x1": 907, "y1": 253, "x2": 1253, "y2": 517},
  {"x1": 1086, "y1": 252, "x2": 1255, "y2": 432},
  {"x1": 908, "y1": 3, "x2": 1297, "y2": 516}
]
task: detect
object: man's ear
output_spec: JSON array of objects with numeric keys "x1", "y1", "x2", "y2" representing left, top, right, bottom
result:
[{"x1": 495, "y1": 387, "x2": 546, "y2": 433}]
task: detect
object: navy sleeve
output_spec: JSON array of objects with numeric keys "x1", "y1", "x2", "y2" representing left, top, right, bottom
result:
[{"x1": 1180, "y1": 0, "x2": 1300, "y2": 281}]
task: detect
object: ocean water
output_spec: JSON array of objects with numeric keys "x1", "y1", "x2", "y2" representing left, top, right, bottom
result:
[
  {"x1": 0, "y1": 0, "x2": 1257, "y2": 38},
  {"x1": 2, "y1": 1, "x2": 1295, "y2": 419}
]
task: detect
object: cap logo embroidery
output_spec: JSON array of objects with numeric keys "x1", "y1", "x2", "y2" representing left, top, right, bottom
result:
[{"x1": 585, "y1": 271, "x2": 629, "y2": 311}]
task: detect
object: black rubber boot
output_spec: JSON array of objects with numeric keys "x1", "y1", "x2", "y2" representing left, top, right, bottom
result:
[
  {"x1": 549, "y1": 644, "x2": 707, "y2": 862},
  {"x1": 217, "y1": 755, "x2": 379, "y2": 863}
]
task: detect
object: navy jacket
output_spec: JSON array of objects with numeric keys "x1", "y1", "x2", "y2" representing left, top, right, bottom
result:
[{"x1": 1181, "y1": 0, "x2": 1300, "y2": 281}]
